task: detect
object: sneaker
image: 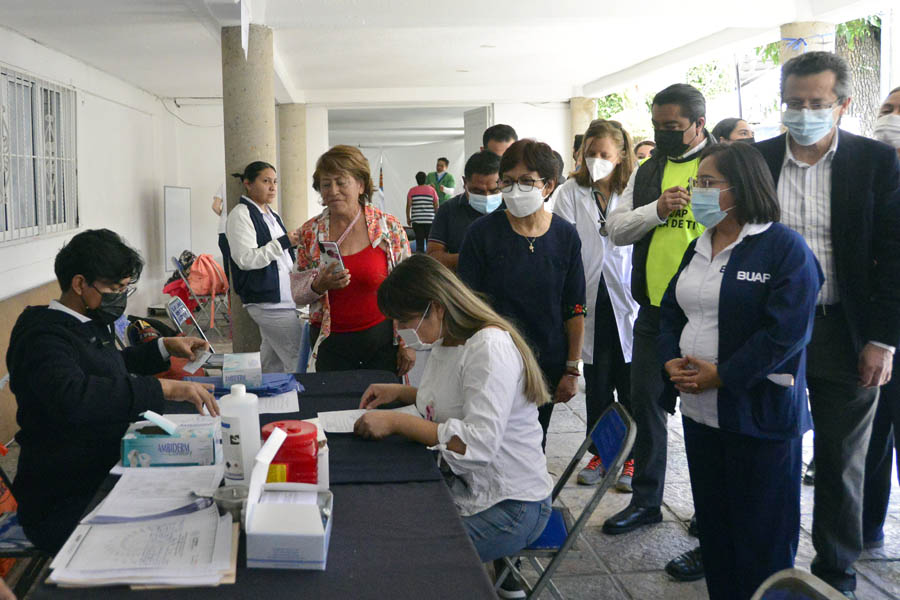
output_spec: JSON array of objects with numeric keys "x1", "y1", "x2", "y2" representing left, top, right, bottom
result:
[
  {"x1": 616, "y1": 459, "x2": 634, "y2": 492},
  {"x1": 494, "y1": 559, "x2": 526, "y2": 599},
  {"x1": 577, "y1": 455, "x2": 606, "y2": 485},
  {"x1": 803, "y1": 459, "x2": 815, "y2": 486}
]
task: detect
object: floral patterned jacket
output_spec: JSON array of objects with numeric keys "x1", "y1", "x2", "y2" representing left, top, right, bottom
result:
[{"x1": 292, "y1": 203, "x2": 411, "y2": 369}]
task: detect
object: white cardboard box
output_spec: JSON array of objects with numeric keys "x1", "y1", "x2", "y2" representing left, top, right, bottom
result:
[{"x1": 245, "y1": 427, "x2": 333, "y2": 570}]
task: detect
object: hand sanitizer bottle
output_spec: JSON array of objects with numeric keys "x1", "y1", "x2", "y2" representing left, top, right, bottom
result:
[{"x1": 219, "y1": 384, "x2": 261, "y2": 483}]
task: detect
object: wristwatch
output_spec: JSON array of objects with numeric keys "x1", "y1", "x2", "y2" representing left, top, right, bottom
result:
[{"x1": 565, "y1": 359, "x2": 583, "y2": 377}]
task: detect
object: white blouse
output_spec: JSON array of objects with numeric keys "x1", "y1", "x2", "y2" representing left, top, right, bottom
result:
[{"x1": 416, "y1": 327, "x2": 553, "y2": 516}]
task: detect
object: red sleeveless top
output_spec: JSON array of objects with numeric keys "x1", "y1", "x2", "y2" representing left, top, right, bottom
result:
[{"x1": 328, "y1": 244, "x2": 389, "y2": 333}]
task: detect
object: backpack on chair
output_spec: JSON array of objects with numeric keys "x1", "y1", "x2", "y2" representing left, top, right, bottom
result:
[{"x1": 187, "y1": 254, "x2": 229, "y2": 327}]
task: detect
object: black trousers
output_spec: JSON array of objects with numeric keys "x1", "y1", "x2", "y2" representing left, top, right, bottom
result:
[
  {"x1": 311, "y1": 319, "x2": 399, "y2": 376},
  {"x1": 538, "y1": 367, "x2": 563, "y2": 451},
  {"x1": 806, "y1": 310, "x2": 879, "y2": 592},
  {"x1": 412, "y1": 223, "x2": 431, "y2": 253},
  {"x1": 684, "y1": 417, "x2": 802, "y2": 600},
  {"x1": 584, "y1": 276, "x2": 631, "y2": 456},
  {"x1": 862, "y1": 350, "x2": 900, "y2": 545},
  {"x1": 628, "y1": 305, "x2": 669, "y2": 507}
]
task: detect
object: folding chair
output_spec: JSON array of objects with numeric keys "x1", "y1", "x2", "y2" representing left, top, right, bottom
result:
[
  {"x1": 0, "y1": 456, "x2": 51, "y2": 598},
  {"x1": 496, "y1": 403, "x2": 636, "y2": 600},
  {"x1": 170, "y1": 256, "x2": 230, "y2": 338},
  {"x1": 750, "y1": 568, "x2": 848, "y2": 600},
  {"x1": 166, "y1": 296, "x2": 216, "y2": 354}
]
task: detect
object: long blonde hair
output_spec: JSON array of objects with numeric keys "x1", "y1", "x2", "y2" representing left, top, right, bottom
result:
[
  {"x1": 377, "y1": 255, "x2": 550, "y2": 406},
  {"x1": 571, "y1": 119, "x2": 635, "y2": 194}
]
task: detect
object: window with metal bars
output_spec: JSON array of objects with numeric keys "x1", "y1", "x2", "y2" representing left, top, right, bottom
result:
[{"x1": 0, "y1": 66, "x2": 77, "y2": 243}]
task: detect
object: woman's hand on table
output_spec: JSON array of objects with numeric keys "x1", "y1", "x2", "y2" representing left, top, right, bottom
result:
[
  {"x1": 397, "y1": 345, "x2": 416, "y2": 376},
  {"x1": 667, "y1": 355, "x2": 721, "y2": 393},
  {"x1": 554, "y1": 373, "x2": 578, "y2": 403},
  {"x1": 159, "y1": 379, "x2": 220, "y2": 417},
  {"x1": 353, "y1": 411, "x2": 397, "y2": 440},
  {"x1": 312, "y1": 262, "x2": 350, "y2": 293},
  {"x1": 162, "y1": 336, "x2": 209, "y2": 360},
  {"x1": 359, "y1": 383, "x2": 407, "y2": 409}
]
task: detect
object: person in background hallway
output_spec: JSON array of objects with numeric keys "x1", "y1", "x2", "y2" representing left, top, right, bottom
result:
[
  {"x1": 458, "y1": 139, "x2": 586, "y2": 448},
  {"x1": 8, "y1": 229, "x2": 218, "y2": 553},
  {"x1": 426, "y1": 157, "x2": 456, "y2": 206},
  {"x1": 225, "y1": 161, "x2": 303, "y2": 373},
  {"x1": 553, "y1": 120, "x2": 640, "y2": 491},
  {"x1": 212, "y1": 183, "x2": 228, "y2": 267},
  {"x1": 545, "y1": 150, "x2": 567, "y2": 212},
  {"x1": 482, "y1": 124, "x2": 518, "y2": 156},
  {"x1": 660, "y1": 142, "x2": 822, "y2": 600},
  {"x1": 603, "y1": 84, "x2": 712, "y2": 540},
  {"x1": 428, "y1": 151, "x2": 503, "y2": 271},
  {"x1": 406, "y1": 171, "x2": 439, "y2": 253},
  {"x1": 353, "y1": 254, "x2": 552, "y2": 598},
  {"x1": 292, "y1": 145, "x2": 414, "y2": 376},
  {"x1": 754, "y1": 52, "x2": 900, "y2": 598},
  {"x1": 711, "y1": 117, "x2": 755, "y2": 144},
  {"x1": 861, "y1": 85, "x2": 900, "y2": 552},
  {"x1": 634, "y1": 140, "x2": 655, "y2": 162}
]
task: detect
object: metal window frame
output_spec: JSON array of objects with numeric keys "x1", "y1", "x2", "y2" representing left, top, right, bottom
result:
[{"x1": 0, "y1": 65, "x2": 77, "y2": 244}]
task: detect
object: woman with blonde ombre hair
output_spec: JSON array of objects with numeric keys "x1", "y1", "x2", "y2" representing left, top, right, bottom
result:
[
  {"x1": 292, "y1": 145, "x2": 413, "y2": 375},
  {"x1": 354, "y1": 254, "x2": 552, "y2": 572},
  {"x1": 554, "y1": 120, "x2": 640, "y2": 490}
]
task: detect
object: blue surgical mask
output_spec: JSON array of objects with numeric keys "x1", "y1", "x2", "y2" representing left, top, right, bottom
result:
[
  {"x1": 690, "y1": 187, "x2": 733, "y2": 229},
  {"x1": 467, "y1": 192, "x2": 502, "y2": 214},
  {"x1": 782, "y1": 107, "x2": 835, "y2": 146}
]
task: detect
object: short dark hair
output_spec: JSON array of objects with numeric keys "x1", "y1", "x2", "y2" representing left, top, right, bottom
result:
[
  {"x1": 437, "y1": 157, "x2": 449, "y2": 166},
  {"x1": 573, "y1": 134, "x2": 584, "y2": 154},
  {"x1": 499, "y1": 139, "x2": 559, "y2": 186},
  {"x1": 55, "y1": 229, "x2": 144, "y2": 292},
  {"x1": 415, "y1": 171, "x2": 426, "y2": 185},
  {"x1": 634, "y1": 140, "x2": 656, "y2": 152},
  {"x1": 781, "y1": 51, "x2": 852, "y2": 101},
  {"x1": 464, "y1": 150, "x2": 501, "y2": 180},
  {"x1": 711, "y1": 118, "x2": 742, "y2": 142},
  {"x1": 652, "y1": 83, "x2": 706, "y2": 123},
  {"x1": 231, "y1": 160, "x2": 276, "y2": 182},
  {"x1": 482, "y1": 124, "x2": 518, "y2": 148},
  {"x1": 698, "y1": 143, "x2": 780, "y2": 225}
]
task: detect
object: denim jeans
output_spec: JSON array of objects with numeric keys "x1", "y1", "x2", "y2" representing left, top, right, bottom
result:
[{"x1": 461, "y1": 496, "x2": 552, "y2": 562}]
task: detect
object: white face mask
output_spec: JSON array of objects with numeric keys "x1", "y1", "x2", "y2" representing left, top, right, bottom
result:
[
  {"x1": 397, "y1": 303, "x2": 442, "y2": 351},
  {"x1": 503, "y1": 187, "x2": 545, "y2": 217},
  {"x1": 873, "y1": 114, "x2": 900, "y2": 149},
  {"x1": 585, "y1": 157, "x2": 615, "y2": 182}
]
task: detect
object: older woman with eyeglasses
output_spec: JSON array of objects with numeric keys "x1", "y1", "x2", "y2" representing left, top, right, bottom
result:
[
  {"x1": 458, "y1": 139, "x2": 586, "y2": 447},
  {"x1": 292, "y1": 145, "x2": 413, "y2": 376}
]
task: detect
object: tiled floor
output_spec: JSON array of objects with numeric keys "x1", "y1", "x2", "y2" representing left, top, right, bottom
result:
[{"x1": 537, "y1": 391, "x2": 900, "y2": 599}]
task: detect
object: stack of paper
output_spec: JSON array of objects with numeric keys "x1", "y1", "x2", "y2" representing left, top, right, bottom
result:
[
  {"x1": 317, "y1": 404, "x2": 421, "y2": 433},
  {"x1": 48, "y1": 505, "x2": 233, "y2": 587}
]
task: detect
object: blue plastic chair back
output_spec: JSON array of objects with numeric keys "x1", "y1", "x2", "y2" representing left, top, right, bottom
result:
[{"x1": 591, "y1": 407, "x2": 628, "y2": 472}]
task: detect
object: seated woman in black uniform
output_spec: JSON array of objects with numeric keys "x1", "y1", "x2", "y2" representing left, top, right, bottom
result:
[{"x1": 6, "y1": 229, "x2": 219, "y2": 553}]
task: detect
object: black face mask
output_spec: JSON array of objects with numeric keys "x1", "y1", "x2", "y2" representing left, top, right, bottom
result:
[
  {"x1": 85, "y1": 288, "x2": 128, "y2": 325},
  {"x1": 654, "y1": 124, "x2": 697, "y2": 158},
  {"x1": 735, "y1": 136, "x2": 756, "y2": 144}
]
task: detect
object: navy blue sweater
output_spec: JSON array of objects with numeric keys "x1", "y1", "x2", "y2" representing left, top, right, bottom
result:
[
  {"x1": 658, "y1": 223, "x2": 823, "y2": 440},
  {"x1": 7, "y1": 306, "x2": 169, "y2": 548}
]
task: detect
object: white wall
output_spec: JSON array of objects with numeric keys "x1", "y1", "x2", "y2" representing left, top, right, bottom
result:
[
  {"x1": 360, "y1": 139, "x2": 465, "y2": 223},
  {"x1": 492, "y1": 102, "x2": 574, "y2": 174},
  {"x1": 0, "y1": 25, "x2": 227, "y2": 317}
]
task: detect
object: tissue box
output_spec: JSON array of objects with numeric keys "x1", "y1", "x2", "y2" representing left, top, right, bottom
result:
[
  {"x1": 222, "y1": 352, "x2": 262, "y2": 388},
  {"x1": 245, "y1": 426, "x2": 332, "y2": 570},
  {"x1": 121, "y1": 415, "x2": 222, "y2": 467},
  {"x1": 246, "y1": 491, "x2": 333, "y2": 570}
]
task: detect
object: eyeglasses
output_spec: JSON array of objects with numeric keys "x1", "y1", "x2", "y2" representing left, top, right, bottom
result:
[
  {"x1": 92, "y1": 283, "x2": 137, "y2": 297},
  {"x1": 782, "y1": 100, "x2": 839, "y2": 111},
  {"x1": 689, "y1": 176, "x2": 730, "y2": 189},
  {"x1": 499, "y1": 177, "x2": 545, "y2": 193}
]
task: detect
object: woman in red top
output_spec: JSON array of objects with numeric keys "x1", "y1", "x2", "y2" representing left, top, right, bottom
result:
[{"x1": 292, "y1": 145, "x2": 414, "y2": 376}]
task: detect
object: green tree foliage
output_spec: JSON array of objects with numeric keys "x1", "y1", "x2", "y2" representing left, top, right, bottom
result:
[
  {"x1": 597, "y1": 93, "x2": 625, "y2": 119},
  {"x1": 686, "y1": 60, "x2": 732, "y2": 99}
]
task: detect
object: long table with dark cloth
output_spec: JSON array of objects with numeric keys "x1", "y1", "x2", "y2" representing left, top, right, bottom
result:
[{"x1": 28, "y1": 370, "x2": 496, "y2": 600}]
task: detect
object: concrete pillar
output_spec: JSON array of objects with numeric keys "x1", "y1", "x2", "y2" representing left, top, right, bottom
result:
[
  {"x1": 570, "y1": 96, "x2": 596, "y2": 163},
  {"x1": 221, "y1": 24, "x2": 277, "y2": 353},
  {"x1": 779, "y1": 22, "x2": 835, "y2": 63},
  {"x1": 304, "y1": 107, "x2": 329, "y2": 222},
  {"x1": 277, "y1": 104, "x2": 308, "y2": 231}
]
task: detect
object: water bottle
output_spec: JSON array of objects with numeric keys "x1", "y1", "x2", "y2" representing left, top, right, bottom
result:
[{"x1": 219, "y1": 384, "x2": 261, "y2": 483}]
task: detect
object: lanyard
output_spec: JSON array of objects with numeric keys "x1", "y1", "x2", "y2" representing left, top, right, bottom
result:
[
  {"x1": 593, "y1": 190, "x2": 609, "y2": 237},
  {"x1": 334, "y1": 206, "x2": 363, "y2": 246}
]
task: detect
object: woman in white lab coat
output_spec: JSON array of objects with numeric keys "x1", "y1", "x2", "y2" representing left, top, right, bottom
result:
[{"x1": 553, "y1": 119, "x2": 640, "y2": 490}]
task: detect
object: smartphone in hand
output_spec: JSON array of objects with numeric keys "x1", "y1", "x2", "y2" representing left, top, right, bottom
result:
[{"x1": 318, "y1": 241, "x2": 346, "y2": 271}]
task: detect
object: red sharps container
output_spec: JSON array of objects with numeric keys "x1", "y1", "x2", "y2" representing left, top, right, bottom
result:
[{"x1": 260, "y1": 420, "x2": 318, "y2": 484}]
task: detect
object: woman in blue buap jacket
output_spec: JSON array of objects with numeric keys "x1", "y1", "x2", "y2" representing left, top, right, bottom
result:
[{"x1": 658, "y1": 142, "x2": 822, "y2": 600}]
